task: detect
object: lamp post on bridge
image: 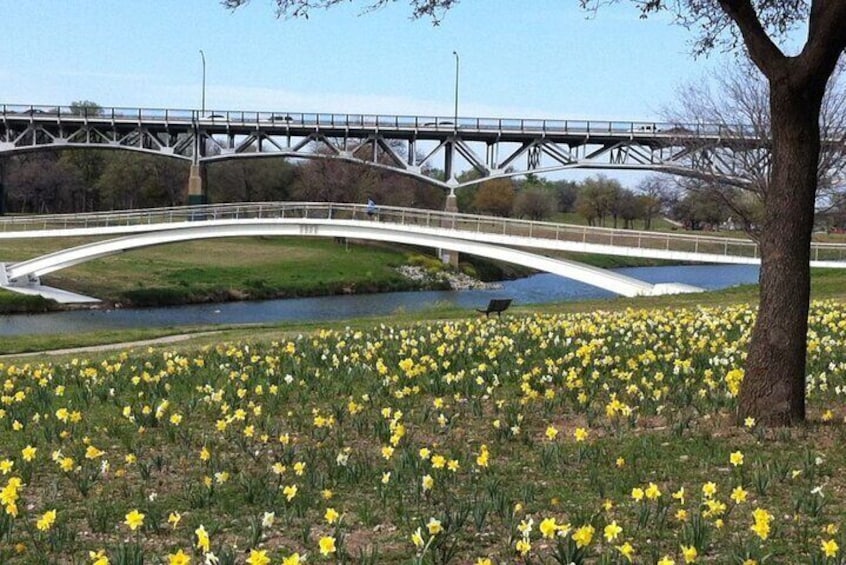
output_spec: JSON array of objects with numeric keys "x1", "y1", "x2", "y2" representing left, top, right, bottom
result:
[
  {"x1": 440, "y1": 49, "x2": 461, "y2": 267},
  {"x1": 189, "y1": 49, "x2": 208, "y2": 206},
  {"x1": 199, "y1": 49, "x2": 206, "y2": 115},
  {"x1": 452, "y1": 50, "x2": 459, "y2": 130}
]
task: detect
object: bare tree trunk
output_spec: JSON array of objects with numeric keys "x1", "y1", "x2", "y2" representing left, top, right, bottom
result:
[{"x1": 739, "y1": 75, "x2": 824, "y2": 426}]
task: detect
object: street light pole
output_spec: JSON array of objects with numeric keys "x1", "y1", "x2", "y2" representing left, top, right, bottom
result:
[
  {"x1": 199, "y1": 49, "x2": 206, "y2": 115},
  {"x1": 452, "y1": 50, "x2": 459, "y2": 129}
]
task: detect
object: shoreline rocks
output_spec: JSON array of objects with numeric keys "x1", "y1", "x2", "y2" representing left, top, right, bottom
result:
[{"x1": 396, "y1": 265, "x2": 502, "y2": 291}]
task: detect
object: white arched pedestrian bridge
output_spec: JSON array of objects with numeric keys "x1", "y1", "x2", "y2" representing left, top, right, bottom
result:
[{"x1": 2, "y1": 202, "x2": 846, "y2": 303}]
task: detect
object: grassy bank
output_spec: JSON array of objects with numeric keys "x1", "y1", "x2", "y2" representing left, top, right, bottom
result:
[{"x1": 0, "y1": 237, "x2": 436, "y2": 310}]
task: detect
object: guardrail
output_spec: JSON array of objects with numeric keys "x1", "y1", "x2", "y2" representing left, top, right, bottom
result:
[{"x1": 1, "y1": 202, "x2": 845, "y2": 262}]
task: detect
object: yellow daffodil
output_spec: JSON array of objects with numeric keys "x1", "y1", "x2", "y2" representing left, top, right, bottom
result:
[
  {"x1": 617, "y1": 541, "x2": 635, "y2": 562},
  {"x1": 195, "y1": 524, "x2": 210, "y2": 553},
  {"x1": 411, "y1": 527, "x2": 424, "y2": 548},
  {"x1": 427, "y1": 517, "x2": 443, "y2": 535},
  {"x1": 515, "y1": 538, "x2": 531, "y2": 556},
  {"x1": 681, "y1": 544, "x2": 698, "y2": 563},
  {"x1": 729, "y1": 451, "x2": 744, "y2": 466},
  {"x1": 821, "y1": 539, "x2": 839, "y2": 558},
  {"x1": 325, "y1": 507, "x2": 339, "y2": 524},
  {"x1": 167, "y1": 549, "x2": 191, "y2": 565},
  {"x1": 282, "y1": 553, "x2": 302, "y2": 565},
  {"x1": 36, "y1": 509, "x2": 56, "y2": 531},
  {"x1": 245, "y1": 549, "x2": 270, "y2": 565},
  {"x1": 731, "y1": 486, "x2": 748, "y2": 504},
  {"x1": 123, "y1": 509, "x2": 144, "y2": 531},
  {"x1": 21, "y1": 446, "x2": 36, "y2": 462},
  {"x1": 318, "y1": 535, "x2": 336, "y2": 556},
  {"x1": 572, "y1": 524, "x2": 595, "y2": 548},
  {"x1": 604, "y1": 520, "x2": 622, "y2": 542}
]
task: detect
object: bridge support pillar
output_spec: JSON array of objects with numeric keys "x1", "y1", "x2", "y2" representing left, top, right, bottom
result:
[
  {"x1": 0, "y1": 158, "x2": 5, "y2": 216},
  {"x1": 439, "y1": 192, "x2": 460, "y2": 268},
  {"x1": 187, "y1": 164, "x2": 207, "y2": 206}
]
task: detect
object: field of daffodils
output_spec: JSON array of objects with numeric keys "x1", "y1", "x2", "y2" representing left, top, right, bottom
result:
[{"x1": 2, "y1": 302, "x2": 846, "y2": 564}]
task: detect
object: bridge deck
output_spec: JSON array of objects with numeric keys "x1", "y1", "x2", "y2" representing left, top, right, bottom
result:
[
  {"x1": 1, "y1": 104, "x2": 760, "y2": 145},
  {"x1": 0, "y1": 104, "x2": 777, "y2": 189}
]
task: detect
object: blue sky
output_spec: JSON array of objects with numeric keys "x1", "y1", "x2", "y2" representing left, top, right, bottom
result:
[{"x1": 4, "y1": 1, "x2": 737, "y2": 122}]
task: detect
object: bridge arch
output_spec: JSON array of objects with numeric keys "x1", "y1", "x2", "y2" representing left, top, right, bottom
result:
[
  {"x1": 0, "y1": 140, "x2": 733, "y2": 193},
  {"x1": 5, "y1": 219, "x2": 686, "y2": 298}
]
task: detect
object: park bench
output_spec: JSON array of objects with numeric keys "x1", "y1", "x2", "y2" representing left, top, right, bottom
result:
[{"x1": 476, "y1": 298, "x2": 512, "y2": 318}]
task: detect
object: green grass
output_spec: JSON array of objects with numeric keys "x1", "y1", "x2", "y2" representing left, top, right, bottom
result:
[{"x1": 0, "y1": 237, "x2": 421, "y2": 308}]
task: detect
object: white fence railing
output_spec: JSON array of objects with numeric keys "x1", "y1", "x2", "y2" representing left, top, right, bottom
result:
[{"x1": 1, "y1": 202, "x2": 846, "y2": 263}]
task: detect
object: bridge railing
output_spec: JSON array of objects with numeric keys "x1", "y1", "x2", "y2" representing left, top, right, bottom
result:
[
  {"x1": 2, "y1": 103, "x2": 772, "y2": 140},
  {"x1": 5, "y1": 103, "x2": 844, "y2": 144},
  {"x1": 2, "y1": 201, "x2": 846, "y2": 263}
]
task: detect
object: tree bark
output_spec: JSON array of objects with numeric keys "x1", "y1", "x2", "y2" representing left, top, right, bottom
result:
[{"x1": 738, "y1": 66, "x2": 826, "y2": 426}]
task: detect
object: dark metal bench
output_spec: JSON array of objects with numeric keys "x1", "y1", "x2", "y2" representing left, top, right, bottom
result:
[{"x1": 476, "y1": 298, "x2": 512, "y2": 318}]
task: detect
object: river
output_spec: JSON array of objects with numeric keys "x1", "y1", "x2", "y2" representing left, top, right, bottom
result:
[{"x1": 0, "y1": 264, "x2": 759, "y2": 336}]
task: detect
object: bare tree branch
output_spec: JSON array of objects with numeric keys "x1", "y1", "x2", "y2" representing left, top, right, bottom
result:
[{"x1": 222, "y1": 0, "x2": 459, "y2": 22}]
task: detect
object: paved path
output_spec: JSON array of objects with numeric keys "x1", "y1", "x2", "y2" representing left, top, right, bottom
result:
[{"x1": 0, "y1": 332, "x2": 220, "y2": 360}]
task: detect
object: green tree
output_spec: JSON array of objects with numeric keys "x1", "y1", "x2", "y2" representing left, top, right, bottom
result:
[
  {"x1": 97, "y1": 153, "x2": 186, "y2": 209},
  {"x1": 636, "y1": 177, "x2": 672, "y2": 231},
  {"x1": 513, "y1": 186, "x2": 558, "y2": 221},
  {"x1": 208, "y1": 159, "x2": 297, "y2": 202},
  {"x1": 6, "y1": 154, "x2": 83, "y2": 213},
  {"x1": 670, "y1": 184, "x2": 731, "y2": 230},
  {"x1": 616, "y1": 189, "x2": 644, "y2": 229},
  {"x1": 59, "y1": 150, "x2": 106, "y2": 211},
  {"x1": 473, "y1": 178, "x2": 515, "y2": 216},
  {"x1": 69, "y1": 100, "x2": 103, "y2": 116},
  {"x1": 550, "y1": 179, "x2": 580, "y2": 213},
  {"x1": 225, "y1": 0, "x2": 846, "y2": 425},
  {"x1": 576, "y1": 175, "x2": 623, "y2": 227}
]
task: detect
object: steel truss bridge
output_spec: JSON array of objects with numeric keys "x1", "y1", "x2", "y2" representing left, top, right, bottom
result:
[
  {"x1": 2, "y1": 202, "x2": 846, "y2": 304},
  {"x1": 0, "y1": 104, "x2": 779, "y2": 190}
]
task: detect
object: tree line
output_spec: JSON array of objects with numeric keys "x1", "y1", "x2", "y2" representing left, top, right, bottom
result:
[
  {"x1": 2, "y1": 144, "x2": 776, "y2": 234},
  {"x1": 0, "y1": 148, "x2": 448, "y2": 214}
]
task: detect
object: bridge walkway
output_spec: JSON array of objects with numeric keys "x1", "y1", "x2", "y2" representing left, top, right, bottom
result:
[{"x1": 3, "y1": 201, "x2": 846, "y2": 264}]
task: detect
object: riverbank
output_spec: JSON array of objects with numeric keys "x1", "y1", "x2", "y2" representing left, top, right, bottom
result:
[
  {"x1": 0, "y1": 237, "x2": 481, "y2": 313},
  {"x1": 3, "y1": 266, "x2": 846, "y2": 356}
]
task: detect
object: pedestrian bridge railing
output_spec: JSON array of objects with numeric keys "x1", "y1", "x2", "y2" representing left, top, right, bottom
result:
[{"x1": 1, "y1": 202, "x2": 845, "y2": 263}]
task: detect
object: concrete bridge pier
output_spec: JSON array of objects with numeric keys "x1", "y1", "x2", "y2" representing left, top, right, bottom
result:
[
  {"x1": 187, "y1": 163, "x2": 207, "y2": 206},
  {"x1": 0, "y1": 158, "x2": 5, "y2": 215},
  {"x1": 439, "y1": 190, "x2": 460, "y2": 268}
]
